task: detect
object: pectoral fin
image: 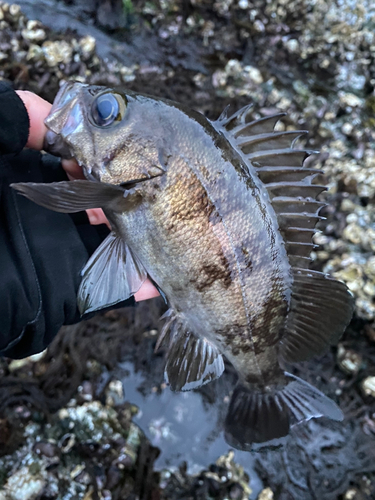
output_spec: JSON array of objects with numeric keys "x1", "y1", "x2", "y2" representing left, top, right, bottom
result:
[
  {"x1": 78, "y1": 231, "x2": 147, "y2": 315},
  {"x1": 11, "y1": 180, "x2": 127, "y2": 212}
]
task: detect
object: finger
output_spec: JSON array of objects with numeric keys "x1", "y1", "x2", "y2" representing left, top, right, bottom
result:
[
  {"x1": 134, "y1": 279, "x2": 160, "y2": 302},
  {"x1": 16, "y1": 91, "x2": 85, "y2": 179},
  {"x1": 16, "y1": 91, "x2": 52, "y2": 150},
  {"x1": 86, "y1": 208, "x2": 110, "y2": 227},
  {"x1": 62, "y1": 158, "x2": 85, "y2": 179}
]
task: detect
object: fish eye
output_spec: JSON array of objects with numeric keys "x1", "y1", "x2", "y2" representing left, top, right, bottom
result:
[{"x1": 91, "y1": 92, "x2": 125, "y2": 127}]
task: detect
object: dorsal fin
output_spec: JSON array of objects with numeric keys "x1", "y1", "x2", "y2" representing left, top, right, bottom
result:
[
  {"x1": 214, "y1": 106, "x2": 324, "y2": 270},
  {"x1": 218, "y1": 103, "x2": 254, "y2": 130},
  {"x1": 215, "y1": 106, "x2": 354, "y2": 365}
]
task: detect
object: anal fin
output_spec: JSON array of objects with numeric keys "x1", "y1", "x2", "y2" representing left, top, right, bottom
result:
[
  {"x1": 157, "y1": 311, "x2": 225, "y2": 392},
  {"x1": 78, "y1": 232, "x2": 147, "y2": 315},
  {"x1": 280, "y1": 268, "x2": 355, "y2": 364}
]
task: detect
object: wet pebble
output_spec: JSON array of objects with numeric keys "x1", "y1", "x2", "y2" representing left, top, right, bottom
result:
[
  {"x1": 42, "y1": 40, "x2": 73, "y2": 66},
  {"x1": 33, "y1": 441, "x2": 59, "y2": 458},
  {"x1": 21, "y1": 20, "x2": 46, "y2": 42},
  {"x1": 337, "y1": 344, "x2": 363, "y2": 375},
  {"x1": 361, "y1": 376, "x2": 375, "y2": 397},
  {"x1": 339, "y1": 92, "x2": 364, "y2": 108},
  {"x1": 258, "y1": 487, "x2": 274, "y2": 500},
  {"x1": 364, "y1": 324, "x2": 375, "y2": 343},
  {"x1": 0, "y1": 463, "x2": 46, "y2": 500},
  {"x1": 229, "y1": 483, "x2": 245, "y2": 499},
  {"x1": 79, "y1": 35, "x2": 96, "y2": 59},
  {"x1": 105, "y1": 379, "x2": 124, "y2": 407}
]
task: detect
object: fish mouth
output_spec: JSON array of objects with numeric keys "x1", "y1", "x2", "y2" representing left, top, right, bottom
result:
[
  {"x1": 84, "y1": 170, "x2": 101, "y2": 182},
  {"x1": 43, "y1": 82, "x2": 88, "y2": 158},
  {"x1": 43, "y1": 127, "x2": 97, "y2": 183},
  {"x1": 43, "y1": 129, "x2": 73, "y2": 159},
  {"x1": 43, "y1": 129, "x2": 101, "y2": 183}
]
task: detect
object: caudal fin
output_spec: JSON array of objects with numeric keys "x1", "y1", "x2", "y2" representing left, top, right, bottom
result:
[{"x1": 224, "y1": 372, "x2": 343, "y2": 451}]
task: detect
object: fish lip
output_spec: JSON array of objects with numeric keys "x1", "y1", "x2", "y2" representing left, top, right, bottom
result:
[
  {"x1": 44, "y1": 81, "x2": 88, "y2": 145},
  {"x1": 43, "y1": 129, "x2": 73, "y2": 159},
  {"x1": 84, "y1": 170, "x2": 99, "y2": 182}
]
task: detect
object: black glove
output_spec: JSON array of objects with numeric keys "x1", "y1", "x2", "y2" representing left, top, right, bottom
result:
[{"x1": 0, "y1": 82, "x2": 133, "y2": 359}]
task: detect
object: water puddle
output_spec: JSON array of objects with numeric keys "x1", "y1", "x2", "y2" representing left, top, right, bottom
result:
[{"x1": 116, "y1": 361, "x2": 263, "y2": 498}]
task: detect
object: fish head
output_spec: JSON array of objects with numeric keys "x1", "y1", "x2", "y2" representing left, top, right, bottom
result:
[{"x1": 44, "y1": 81, "x2": 170, "y2": 185}]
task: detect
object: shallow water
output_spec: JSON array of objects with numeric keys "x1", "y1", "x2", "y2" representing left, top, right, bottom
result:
[{"x1": 117, "y1": 360, "x2": 262, "y2": 498}]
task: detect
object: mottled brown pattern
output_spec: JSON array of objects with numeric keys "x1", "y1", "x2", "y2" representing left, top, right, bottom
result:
[
  {"x1": 240, "y1": 246, "x2": 253, "y2": 272},
  {"x1": 193, "y1": 258, "x2": 232, "y2": 292},
  {"x1": 163, "y1": 172, "x2": 214, "y2": 232},
  {"x1": 251, "y1": 277, "x2": 288, "y2": 355},
  {"x1": 215, "y1": 323, "x2": 254, "y2": 355}
]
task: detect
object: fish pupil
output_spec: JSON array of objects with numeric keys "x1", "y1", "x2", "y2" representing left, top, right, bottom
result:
[{"x1": 92, "y1": 93, "x2": 120, "y2": 127}]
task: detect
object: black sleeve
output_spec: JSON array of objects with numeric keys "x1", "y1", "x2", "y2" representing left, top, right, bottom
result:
[{"x1": 0, "y1": 82, "x2": 134, "y2": 359}]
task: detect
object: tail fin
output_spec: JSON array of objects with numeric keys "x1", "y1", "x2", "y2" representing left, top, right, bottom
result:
[{"x1": 224, "y1": 372, "x2": 343, "y2": 451}]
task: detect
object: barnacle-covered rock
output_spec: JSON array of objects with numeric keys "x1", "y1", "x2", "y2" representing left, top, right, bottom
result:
[
  {"x1": 58, "y1": 400, "x2": 128, "y2": 442},
  {"x1": 42, "y1": 40, "x2": 73, "y2": 67},
  {"x1": 79, "y1": 35, "x2": 96, "y2": 60},
  {"x1": 337, "y1": 344, "x2": 363, "y2": 375},
  {"x1": 361, "y1": 376, "x2": 375, "y2": 397},
  {"x1": 0, "y1": 461, "x2": 47, "y2": 500},
  {"x1": 21, "y1": 20, "x2": 46, "y2": 42},
  {"x1": 258, "y1": 487, "x2": 274, "y2": 500},
  {"x1": 0, "y1": 397, "x2": 143, "y2": 499}
]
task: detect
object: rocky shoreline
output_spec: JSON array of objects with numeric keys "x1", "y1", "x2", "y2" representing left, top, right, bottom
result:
[{"x1": 0, "y1": 1, "x2": 375, "y2": 498}]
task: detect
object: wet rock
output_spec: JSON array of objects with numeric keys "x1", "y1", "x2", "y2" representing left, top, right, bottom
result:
[
  {"x1": 79, "y1": 35, "x2": 96, "y2": 60},
  {"x1": 364, "y1": 323, "x2": 375, "y2": 343},
  {"x1": 0, "y1": 462, "x2": 46, "y2": 500},
  {"x1": 42, "y1": 40, "x2": 73, "y2": 66},
  {"x1": 258, "y1": 487, "x2": 274, "y2": 500},
  {"x1": 33, "y1": 441, "x2": 59, "y2": 458},
  {"x1": 229, "y1": 483, "x2": 244, "y2": 499},
  {"x1": 105, "y1": 379, "x2": 124, "y2": 407},
  {"x1": 337, "y1": 344, "x2": 363, "y2": 375},
  {"x1": 344, "y1": 488, "x2": 365, "y2": 500},
  {"x1": 361, "y1": 376, "x2": 375, "y2": 397},
  {"x1": 339, "y1": 92, "x2": 364, "y2": 109},
  {"x1": 115, "y1": 423, "x2": 142, "y2": 468},
  {"x1": 21, "y1": 20, "x2": 46, "y2": 42},
  {"x1": 8, "y1": 351, "x2": 46, "y2": 372}
]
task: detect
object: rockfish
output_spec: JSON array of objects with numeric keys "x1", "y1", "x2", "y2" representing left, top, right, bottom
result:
[{"x1": 13, "y1": 82, "x2": 354, "y2": 450}]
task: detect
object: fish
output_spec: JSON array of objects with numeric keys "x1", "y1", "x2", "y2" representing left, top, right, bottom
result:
[{"x1": 12, "y1": 81, "x2": 354, "y2": 450}]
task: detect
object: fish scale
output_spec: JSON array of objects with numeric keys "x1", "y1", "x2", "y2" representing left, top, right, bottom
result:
[{"x1": 12, "y1": 81, "x2": 354, "y2": 450}]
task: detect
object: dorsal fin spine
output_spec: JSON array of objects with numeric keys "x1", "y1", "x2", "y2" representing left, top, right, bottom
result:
[{"x1": 214, "y1": 104, "x2": 326, "y2": 272}]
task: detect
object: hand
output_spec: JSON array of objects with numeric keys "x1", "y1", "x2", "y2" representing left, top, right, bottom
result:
[
  {"x1": 15, "y1": 91, "x2": 105, "y2": 224},
  {"x1": 16, "y1": 90, "x2": 159, "y2": 302}
]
